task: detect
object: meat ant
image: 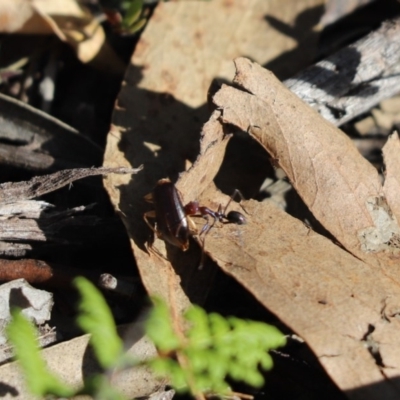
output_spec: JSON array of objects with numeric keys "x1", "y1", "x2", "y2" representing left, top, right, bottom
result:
[{"x1": 144, "y1": 179, "x2": 247, "y2": 259}]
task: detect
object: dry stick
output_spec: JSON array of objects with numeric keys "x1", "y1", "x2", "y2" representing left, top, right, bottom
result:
[
  {"x1": 0, "y1": 258, "x2": 138, "y2": 297},
  {"x1": 285, "y1": 18, "x2": 400, "y2": 126},
  {"x1": 0, "y1": 165, "x2": 143, "y2": 203},
  {"x1": 320, "y1": 0, "x2": 376, "y2": 26}
]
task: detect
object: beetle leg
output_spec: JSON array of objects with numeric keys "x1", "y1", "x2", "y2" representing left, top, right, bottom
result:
[
  {"x1": 143, "y1": 210, "x2": 162, "y2": 238},
  {"x1": 145, "y1": 240, "x2": 170, "y2": 261},
  {"x1": 144, "y1": 192, "x2": 154, "y2": 203},
  {"x1": 143, "y1": 211, "x2": 172, "y2": 260}
]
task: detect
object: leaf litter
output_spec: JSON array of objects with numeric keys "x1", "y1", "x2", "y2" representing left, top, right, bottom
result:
[
  {"x1": 103, "y1": 0, "x2": 323, "y2": 314},
  {"x1": 100, "y1": 1, "x2": 400, "y2": 398}
]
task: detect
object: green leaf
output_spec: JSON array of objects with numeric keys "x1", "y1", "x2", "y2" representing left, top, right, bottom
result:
[
  {"x1": 127, "y1": 17, "x2": 147, "y2": 34},
  {"x1": 145, "y1": 297, "x2": 180, "y2": 351},
  {"x1": 84, "y1": 375, "x2": 127, "y2": 400},
  {"x1": 122, "y1": 0, "x2": 143, "y2": 29},
  {"x1": 145, "y1": 299, "x2": 286, "y2": 395},
  {"x1": 74, "y1": 277, "x2": 123, "y2": 369},
  {"x1": 6, "y1": 309, "x2": 75, "y2": 397}
]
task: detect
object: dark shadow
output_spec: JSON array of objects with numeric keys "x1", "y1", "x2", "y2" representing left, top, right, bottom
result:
[
  {"x1": 263, "y1": 5, "x2": 325, "y2": 80},
  {"x1": 318, "y1": 0, "x2": 400, "y2": 58},
  {"x1": 112, "y1": 63, "x2": 222, "y2": 304},
  {"x1": 288, "y1": 46, "x2": 382, "y2": 100},
  {"x1": 0, "y1": 92, "x2": 103, "y2": 179},
  {"x1": 0, "y1": 382, "x2": 18, "y2": 397},
  {"x1": 262, "y1": 2, "x2": 400, "y2": 104},
  {"x1": 9, "y1": 287, "x2": 31, "y2": 309},
  {"x1": 205, "y1": 270, "x2": 345, "y2": 400},
  {"x1": 215, "y1": 129, "x2": 275, "y2": 199}
]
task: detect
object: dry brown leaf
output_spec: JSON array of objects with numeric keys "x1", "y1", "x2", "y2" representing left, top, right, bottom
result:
[
  {"x1": 201, "y1": 57, "x2": 400, "y2": 397},
  {"x1": 104, "y1": 0, "x2": 323, "y2": 311},
  {"x1": 213, "y1": 57, "x2": 400, "y2": 270},
  {"x1": 0, "y1": 325, "x2": 160, "y2": 400},
  {"x1": 0, "y1": 0, "x2": 36, "y2": 33},
  {"x1": 0, "y1": 0, "x2": 124, "y2": 71},
  {"x1": 194, "y1": 192, "x2": 400, "y2": 398},
  {"x1": 383, "y1": 132, "x2": 400, "y2": 223},
  {"x1": 101, "y1": 1, "x2": 400, "y2": 397}
]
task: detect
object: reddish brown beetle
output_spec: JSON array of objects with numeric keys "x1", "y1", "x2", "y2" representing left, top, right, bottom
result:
[{"x1": 144, "y1": 179, "x2": 247, "y2": 253}]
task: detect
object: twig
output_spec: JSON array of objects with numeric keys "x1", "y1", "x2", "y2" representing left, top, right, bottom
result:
[{"x1": 285, "y1": 18, "x2": 400, "y2": 126}]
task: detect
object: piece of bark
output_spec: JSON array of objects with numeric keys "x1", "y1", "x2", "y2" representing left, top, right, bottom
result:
[
  {"x1": 0, "y1": 167, "x2": 142, "y2": 256},
  {"x1": 0, "y1": 258, "x2": 139, "y2": 299},
  {"x1": 0, "y1": 205, "x2": 97, "y2": 243},
  {"x1": 0, "y1": 278, "x2": 53, "y2": 345},
  {"x1": 0, "y1": 93, "x2": 103, "y2": 172},
  {"x1": 320, "y1": 0, "x2": 376, "y2": 26},
  {"x1": 0, "y1": 241, "x2": 32, "y2": 258},
  {"x1": 284, "y1": 18, "x2": 400, "y2": 126},
  {"x1": 0, "y1": 166, "x2": 142, "y2": 204}
]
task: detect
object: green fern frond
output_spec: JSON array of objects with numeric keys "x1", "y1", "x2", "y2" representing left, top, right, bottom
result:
[
  {"x1": 146, "y1": 299, "x2": 286, "y2": 395},
  {"x1": 6, "y1": 309, "x2": 75, "y2": 397},
  {"x1": 74, "y1": 277, "x2": 124, "y2": 369}
]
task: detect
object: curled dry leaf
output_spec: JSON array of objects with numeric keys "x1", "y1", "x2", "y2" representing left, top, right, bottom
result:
[
  {"x1": 383, "y1": 132, "x2": 400, "y2": 224},
  {"x1": 104, "y1": 0, "x2": 323, "y2": 315},
  {"x1": 206, "y1": 58, "x2": 400, "y2": 398},
  {"x1": 102, "y1": 1, "x2": 400, "y2": 396},
  {"x1": 214, "y1": 58, "x2": 400, "y2": 268}
]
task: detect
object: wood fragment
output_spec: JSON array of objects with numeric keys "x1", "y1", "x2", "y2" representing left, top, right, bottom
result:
[
  {"x1": 285, "y1": 18, "x2": 400, "y2": 126},
  {"x1": 0, "y1": 259, "x2": 139, "y2": 298},
  {"x1": 0, "y1": 93, "x2": 103, "y2": 171},
  {"x1": 0, "y1": 166, "x2": 143, "y2": 204}
]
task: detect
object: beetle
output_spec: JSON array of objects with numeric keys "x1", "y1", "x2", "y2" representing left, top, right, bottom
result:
[
  {"x1": 144, "y1": 178, "x2": 193, "y2": 251},
  {"x1": 144, "y1": 179, "x2": 247, "y2": 252}
]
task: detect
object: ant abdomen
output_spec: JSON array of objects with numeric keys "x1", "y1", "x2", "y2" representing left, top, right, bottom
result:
[{"x1": 226, "y1": 210, "x2": 246, "y2": 225}]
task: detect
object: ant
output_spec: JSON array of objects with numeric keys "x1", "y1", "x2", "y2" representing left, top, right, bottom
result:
[
  {"x1": 144, "y1": 179, "x2": 247, "y2": 256},
  {"x1": 184, "y1": 192, "x2": 247, "y2": 237}
]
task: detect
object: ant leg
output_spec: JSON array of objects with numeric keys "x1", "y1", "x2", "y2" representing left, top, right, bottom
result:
[
  {"x1": 199, "y1": 214, "x2": 211, "y2": 236},
  {"x1": 198, "y1": 214, "x2": 221, "y2": 270},
  {"x1": 144, "y1": 192, "x2": 154, "y2": 203},
  {"x1": 223, "y1": 189, "x2": 250, "y2": 216}
]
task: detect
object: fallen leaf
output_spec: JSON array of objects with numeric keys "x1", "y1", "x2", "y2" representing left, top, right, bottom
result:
[
  {"x1": 383, "y1": 132, "x2": 400, "y2": 224},
  {"x1": 213, "y1": 58, "x2": 400, "y2": 269},
  {"x1": 104, "y1": 0, "x2": 323, "y2": 311},
  {"x1": 204, "y1": 57, "x2": 400, "y2": 398},
  {"x1": 0, "y1": 324, "x2": 160, "y2": 399},
  {"x1": 0, "y1": 0, "x2": 124, "y2": 71}
]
